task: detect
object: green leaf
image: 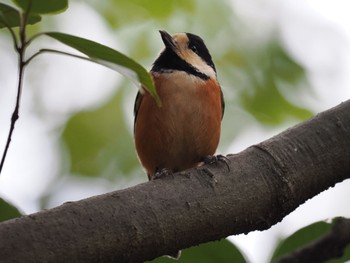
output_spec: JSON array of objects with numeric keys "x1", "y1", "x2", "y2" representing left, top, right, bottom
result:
[
  {"x1": 0, "y1": 197, "x2": 22, "y2": 222},
  {"x1": 271, "y1": 221, "x2": 333, "y2": 262},
  {"x1": 148, "y1": 239, "x2": 246, "y2": 263},
  {"x1": 62, "y1": 87, "x2": 139, "y2": 178},
  {"x1": 44, "y1": 32, "x2": 160, "y2": 105},
  {"x1": 12, "y1": 0, "x2": 68, "y2": 14},
  {"x1": 0, "y1": 3, "x2": 40, "y2": 29}
]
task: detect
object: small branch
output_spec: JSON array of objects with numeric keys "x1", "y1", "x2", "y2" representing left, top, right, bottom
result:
[
  {"x1": 0, "y1": 12, "x2": 28, "y2": 174},
  {"x1": 21, "y1": 0, "x2": 32, "y2": 31},
  {"x1": 8, "y1": 26, "x2": 19, "y2": 51},
  {"x1": 24, "y1": 1, "x2": 47, "y2": 47},
  {"x1": 25, "y1": 48, "x2": 92, "y2": 65},
  {"x1": 275, "y1": 218, "x2": 350, "y2": 263},
  {"x1": 25, "y1": 32, "x2": 45, "y2": 47},
  {"x1": 0, "y1": 56, "x2": 25, "y2": 174},
  {"x1": 1, "y1": 28, "x2": 100, "y2": 174}
]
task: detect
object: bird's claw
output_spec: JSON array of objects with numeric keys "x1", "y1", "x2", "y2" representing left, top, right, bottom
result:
[
  {"x1": 152, "y1": 167, "x2": 173, "y2": 180},
  {"x1": 203, "y1": 154, "x2": 230, "y2": 171}
]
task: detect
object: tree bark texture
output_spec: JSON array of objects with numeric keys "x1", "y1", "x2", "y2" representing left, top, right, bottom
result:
[{"x1": 0, "y1": 100, "x2": 350, "y2": 263}]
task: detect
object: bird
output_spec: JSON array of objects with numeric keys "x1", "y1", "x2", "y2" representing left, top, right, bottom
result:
[{"x1": 134, "y1": 30, "x2": 225, "y2": 180}]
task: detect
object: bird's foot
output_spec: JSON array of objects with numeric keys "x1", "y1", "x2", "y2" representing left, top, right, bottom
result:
[
  {"x1": 152, "y1": 167, "x2": 173, "y2": 180},
  {"x1": 203, "y1": 154, "x2": 230, "y2": 171}
]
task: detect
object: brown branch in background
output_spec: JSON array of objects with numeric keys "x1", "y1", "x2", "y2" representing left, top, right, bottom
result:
[
  {"x1": 275, "y1": 218, "x2": 350, "y2": 263},
  {"x1": 0, "y1": 100, "x2": 349, "y2": 262}
]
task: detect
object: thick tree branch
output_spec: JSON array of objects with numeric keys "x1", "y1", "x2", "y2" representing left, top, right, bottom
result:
[{"x1": 0, "y1": 100, "x2": 350, "y2": 262}]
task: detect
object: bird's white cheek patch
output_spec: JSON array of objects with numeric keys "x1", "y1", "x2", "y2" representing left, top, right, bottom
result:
[
  {"x1": 193, "y1": 61, "x2": 216, "y2": 79},
  {"x1": 179, "y1": 51, "x2": 216, "y2": 80}
]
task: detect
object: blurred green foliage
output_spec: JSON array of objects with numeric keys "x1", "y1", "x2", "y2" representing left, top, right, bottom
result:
[
  {"x1": 62, "y1": 86, "x2": 138, "y2": 178},
  {"x1": 0, "y1": 197, "x2": 22, "y2": 222},
  {"x1": 149, "y1": 239, "x2": 246, "y2": 263},
  {"x1": 86, "y1": 0, "x2": 196, "y2": 28},
  {"x1": 240, "y1": 44, "x2": 312, "y2": 124}
]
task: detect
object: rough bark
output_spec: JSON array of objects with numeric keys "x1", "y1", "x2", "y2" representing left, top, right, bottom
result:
[{"x1": 0, "y1": 100, "x2": 350, "y2": 263}]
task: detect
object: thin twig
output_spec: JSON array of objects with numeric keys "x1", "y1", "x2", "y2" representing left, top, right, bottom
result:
[
  {"x1": 0, "y1": 49, "x2": 93, "y2": 173},
  {"x1": 0, "y1": 56, "x2": 25, "y2": 174},
  {"x1": 25, "y1": 32, "x2": 45, "y2": 47},
  {"x1": 0, "y1": 8, "x2": 31, "y2": 174},
  {"x1": 25, "y1": 48, "x2": 93, "y2": 65}
]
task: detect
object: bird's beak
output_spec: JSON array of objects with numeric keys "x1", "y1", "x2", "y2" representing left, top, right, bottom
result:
[{"x1": 159, "y1": 30, "x2": 177, "y2": 51}]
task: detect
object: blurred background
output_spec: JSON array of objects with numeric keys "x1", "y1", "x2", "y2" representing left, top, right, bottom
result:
[{"x1": 0, "y1": 0, "x2": 350, "y2": 262}]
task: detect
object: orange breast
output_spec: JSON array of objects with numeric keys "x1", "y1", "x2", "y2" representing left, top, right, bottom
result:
[{"x1": 134, "y1": 72, "x2": 223, "y2": 178}]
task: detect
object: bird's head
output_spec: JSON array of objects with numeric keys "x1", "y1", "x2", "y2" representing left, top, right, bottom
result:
[{"x1": 152, "y1": 30, "x2": 216, "y2": 80}]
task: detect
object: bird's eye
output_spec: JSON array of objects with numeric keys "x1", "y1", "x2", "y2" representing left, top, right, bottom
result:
[{"x1": 190, "y1": 45, "x2": 198, "y2": 54}]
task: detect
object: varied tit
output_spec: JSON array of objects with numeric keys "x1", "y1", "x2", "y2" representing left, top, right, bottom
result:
[{"x1": 134, "y1": 30, "x2": 225, "y2": 180}]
